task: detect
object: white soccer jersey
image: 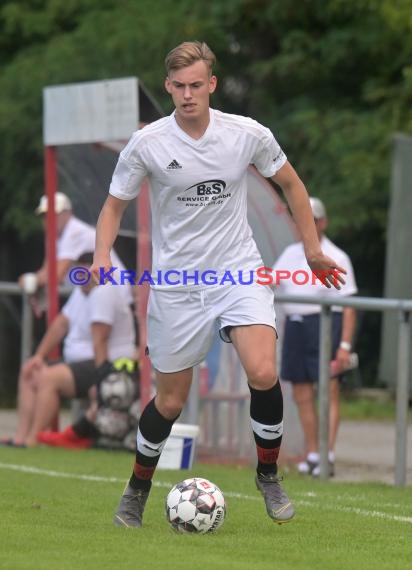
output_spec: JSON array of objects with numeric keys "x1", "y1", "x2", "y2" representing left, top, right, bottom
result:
[{"x1": 109, "y1": 108, "x2": 287, "y2": 288}]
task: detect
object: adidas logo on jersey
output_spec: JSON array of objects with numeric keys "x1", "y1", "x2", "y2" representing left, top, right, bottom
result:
[{"x1": 167, "y1": 159, "x2": 182, "y2": 170}]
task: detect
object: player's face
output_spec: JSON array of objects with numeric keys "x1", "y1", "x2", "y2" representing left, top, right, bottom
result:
[{"x1": 165, "y1": 61, "x2": 217, "y2": 123}]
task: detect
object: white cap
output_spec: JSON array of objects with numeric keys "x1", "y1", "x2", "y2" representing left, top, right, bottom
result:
[
  {"x1": 309, "y1": 197, "x2": 327, "y2": 219},
  {"x1": 35, "y1": 192, "x2": 72, "y2": 215}
]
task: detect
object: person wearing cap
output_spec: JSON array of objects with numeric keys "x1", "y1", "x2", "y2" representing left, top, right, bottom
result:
[
  {"x1": 272, "y1": 197, "x2": 358, "y2": 477},
  {"x1": 18, "y1": 192, "x2": 133, "y2": 314},
  {"x1": 2, "y1": 253, "x2": 137, "y2": 447}
]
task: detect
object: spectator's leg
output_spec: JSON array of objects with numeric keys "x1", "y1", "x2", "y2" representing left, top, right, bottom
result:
[
  {"x1": 25, "y1": 363, "x2": 76, "y2": 446},
  {"x1": 328, "y1": 377, "x2": 340, "y2": 453},
  {"x1": 292, "y1": 383, "x2": 318, "y2": 454},
  {"x1": 13, "y1": 364, "x2": 45, "y2": 444}
]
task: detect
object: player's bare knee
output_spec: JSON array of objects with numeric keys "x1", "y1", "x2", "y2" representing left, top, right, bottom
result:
[
  {"x1": 156, "y1": 396, "x2": 184, "y2": 420},
  {"x1": 247, "y1": 366, "x2": 277, "y2": 390}
]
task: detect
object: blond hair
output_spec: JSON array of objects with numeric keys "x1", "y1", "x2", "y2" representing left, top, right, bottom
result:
[{"x1": 165, "y1": 41, "x2": 216, "y2": 76}]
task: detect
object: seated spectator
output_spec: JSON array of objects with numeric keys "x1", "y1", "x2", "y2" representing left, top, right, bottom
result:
[
  {"x1": 1, "y1": 252, "x2": 136, "y2": 447},
  {"x1": 39, "y1": 360, "x2": 140, "y2": 451}
]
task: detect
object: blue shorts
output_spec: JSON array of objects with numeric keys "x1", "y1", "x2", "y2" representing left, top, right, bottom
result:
[{"x1": 280, "y1": 313, "x2": 342, "y2": 384}]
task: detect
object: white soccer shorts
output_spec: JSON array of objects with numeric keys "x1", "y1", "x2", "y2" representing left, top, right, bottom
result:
[{"x1": 147, "y1": 282, "x2": 277, "y2": 373}]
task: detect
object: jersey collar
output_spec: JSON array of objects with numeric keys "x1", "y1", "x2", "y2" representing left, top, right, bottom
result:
[{"x1": 171, "y1": 108, "x2": 215, "y2": 146}]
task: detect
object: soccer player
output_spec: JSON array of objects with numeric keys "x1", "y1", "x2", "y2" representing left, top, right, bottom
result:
[{"x1": 91, "y1": 41, "x2": 345, "y2": 527}]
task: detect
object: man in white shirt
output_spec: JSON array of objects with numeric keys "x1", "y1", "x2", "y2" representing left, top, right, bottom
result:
[
  {"x1": 91, "y1": 41, "x2": 345, "y2": 528},
  {"x1": 3, "y1": 253, "x2": 136, "y2": 447},
  {"x1": 273, "y1": 197, "x2": 358, "y2": 476},
  {"x1": 19, "y1": 192, "x2": 133, "y2": 313}
]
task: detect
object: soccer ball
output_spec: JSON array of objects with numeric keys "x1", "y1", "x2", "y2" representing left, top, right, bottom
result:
[
  {"x1": 94, "y1": 407, "x2": 130, "y2": 440},
  {"x1": 165, "y1": 477, "x2": 226, "y2": 534},
  {"x1": 99, "y1": 370, "x2": 136, "y2": 411}
]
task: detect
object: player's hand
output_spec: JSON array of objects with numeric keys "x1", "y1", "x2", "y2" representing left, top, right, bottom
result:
[
  {"x1": 90, "y1": 252, "x2": 112, "y2": 285},
  {"x1": 306, "y1": 252, "x2": 346, "y2": 290}
]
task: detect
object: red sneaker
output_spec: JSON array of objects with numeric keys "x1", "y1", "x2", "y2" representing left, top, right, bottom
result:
[{"x1": 37, "y1": 426, "x2": 92, "y2": 449}]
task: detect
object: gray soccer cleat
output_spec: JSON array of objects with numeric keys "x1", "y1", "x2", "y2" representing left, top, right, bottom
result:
[
  {"x1": 255, "y1": 472, "x2": 295, "y2": 524},
  {"x1": 113, "y1": 484, "x2": 150, "y2": 528}
]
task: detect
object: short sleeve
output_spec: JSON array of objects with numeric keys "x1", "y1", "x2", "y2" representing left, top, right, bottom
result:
[
  {"x1": 109, "y1": 132, "x2": 148, "y2": 200},
  {"x1": 57, "y1": 218, "x2": 95, "y2": 261},
  {"x1": 58, "y1": 229, "x2": 90, "y2": 260},
  {"x1": 88, "y1": 285, "x2": 118, "y2": 325},
  {"x1": 61, "y1": 288, "x2": 83, "y2": 323},
  {"x1": 252, "y1": 125, "x2": 287, "y2": 178}
]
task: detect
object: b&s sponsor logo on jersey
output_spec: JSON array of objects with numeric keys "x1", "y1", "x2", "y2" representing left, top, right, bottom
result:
[
  {"x1": 177, "y1": 179, "x2": 231, "y2": 207},
  {"x1": 186, "y1": 179, "x2": 226, "y2": 195}
]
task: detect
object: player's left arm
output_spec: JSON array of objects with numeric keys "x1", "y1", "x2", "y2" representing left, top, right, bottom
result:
[{"x1": 271, "y1": 162, "x2": 345, "y2": 289}]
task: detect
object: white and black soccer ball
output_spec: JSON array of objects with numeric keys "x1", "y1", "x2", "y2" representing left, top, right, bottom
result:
[
  {"x1": 165, "y1": 477, "x2": 226, "y2": 534},
  {"x1": 99, "y1": 371, "x2": 136, "y2": 411},
  {"x1": 95, "y1": 407, "x2": 130, "y2": 440}
]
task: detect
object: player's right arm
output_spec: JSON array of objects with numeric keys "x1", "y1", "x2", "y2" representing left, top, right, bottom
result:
[{"x1": 91, "y1": 195, "x2": 130, "y2": 283}]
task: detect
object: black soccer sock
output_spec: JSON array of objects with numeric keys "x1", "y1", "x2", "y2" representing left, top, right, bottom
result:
[
  {"x1": 72, "y1": 416, "x2": 100, "y2": 439},
  {"x1": 249, "y1": 380, "x2": 283, "y2": 476},
  {"x1": 129, "y1": 398, "x2": 179, "y2": 491}
]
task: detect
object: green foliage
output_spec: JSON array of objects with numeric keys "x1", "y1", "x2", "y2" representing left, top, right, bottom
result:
[
  {"x1": 1, "y1": 0, "x2": 412, "y2": 385},
  {"x1": 1, "y1": 0, "x2": 411, "y2": 241},
  {"x1": 0, "y1": 4, "x2": 408, "y2": 367},
  {"x1": 340, "y1": 394, "x2": 412, "y2": 421}
]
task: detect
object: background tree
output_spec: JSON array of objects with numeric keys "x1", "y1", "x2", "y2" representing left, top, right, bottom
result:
[{"x1": 0, "y1": 0, "x2": 411, "y2": 395}]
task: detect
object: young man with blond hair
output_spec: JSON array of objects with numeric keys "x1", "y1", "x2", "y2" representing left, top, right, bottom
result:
[{"x1": 92, "y1": 41, "x2": 345, "y2": 528}]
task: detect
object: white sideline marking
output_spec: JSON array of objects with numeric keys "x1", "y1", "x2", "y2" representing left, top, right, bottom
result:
[
  {"x1": 0, "y1": 461, "x2": 411, "y2": 525},
  {"x1": 300, "y1": 491, "x2": 410, "y2": 511}
]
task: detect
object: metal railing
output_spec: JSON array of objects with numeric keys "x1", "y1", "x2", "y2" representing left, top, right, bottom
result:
[
  {"x1": 0, "y1": 281, "x2": 72, "y2": 364},
  {"x1": 0, "y1": 282, "x2": 34, "y2": 363},
  {"x1": 0, "y1": 281, "x2": 411, "y2": 485},
  {"x1": 184, "y1": 293, "x2": 411, "y2": 486},
  {"x1": 275, "y1": 293, "x2": 412, "y2": 486}
]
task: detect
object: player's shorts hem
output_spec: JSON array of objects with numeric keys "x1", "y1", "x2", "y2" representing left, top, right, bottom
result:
[
  {"x1": 147, "y1": 283, "x2": 276, "y2": 372},
  {"x1": 219, "y1": 322, "x2": 277, "y2": 343}
]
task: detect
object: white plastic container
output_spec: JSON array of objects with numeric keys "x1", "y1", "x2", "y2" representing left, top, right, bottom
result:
[{"x1": 157, "y1": 423, "x2": 200, "y2": 470}]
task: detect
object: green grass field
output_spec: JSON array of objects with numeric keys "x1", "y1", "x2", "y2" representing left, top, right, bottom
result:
[
  {"x1": 340, "y1": 394, "x2": 412, "y2": 422},
  {"x1": 0, "y1": 447, "x2": 411, "y2": 570}
]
